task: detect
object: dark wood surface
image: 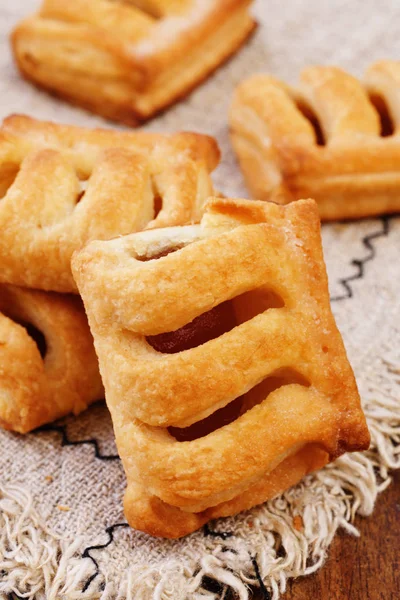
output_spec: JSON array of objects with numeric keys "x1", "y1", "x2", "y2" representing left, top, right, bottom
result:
[{"x1": 253, "y1": 471, "x2": 400, "y2": 600}]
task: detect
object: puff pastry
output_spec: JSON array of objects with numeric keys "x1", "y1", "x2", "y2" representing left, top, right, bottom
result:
[
  {"x1": 231, "y1": 61, "x2": 400, "y2": 220},
  {"x1": 0, "y1": 115, "x2": 219, "y2": 293},
  {"x1": 0, "y1": 284, "x2": 103, "y2": 434},
  {"x1": 12, "y1": 0, "x2": 256, "y2": 125},
  {"x1": 73, "y1": 197, "x2": 370, "y2": 538}
]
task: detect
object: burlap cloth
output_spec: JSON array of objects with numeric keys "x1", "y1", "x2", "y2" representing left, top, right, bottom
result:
[{"x1": 1, "y1": 1, "x2": 400, "y2": 599}]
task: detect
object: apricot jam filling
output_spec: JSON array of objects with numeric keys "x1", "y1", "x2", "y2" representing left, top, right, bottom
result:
[{"x1": 147, "y1": 300, "x2": 244, "y2": 441}]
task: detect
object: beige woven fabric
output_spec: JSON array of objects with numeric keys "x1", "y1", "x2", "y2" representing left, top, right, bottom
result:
[{"x1": 1, "y1": 1, "x2": 400, "y2": 599}]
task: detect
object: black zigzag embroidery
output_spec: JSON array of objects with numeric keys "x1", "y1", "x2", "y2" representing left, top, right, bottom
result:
[
  {"x1": 330, "y1": 216, "x2": 391, "y2": 302},
  {"x1": 36, "y1": 423, "x2": 120, "y2": 461},
  {"x1": 82, "y1": 523, "x2": 129, "y2": 593}
]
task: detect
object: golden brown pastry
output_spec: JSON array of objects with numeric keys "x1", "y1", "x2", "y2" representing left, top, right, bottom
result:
[
  {"x1": 0, "y1": 115, "x2": 219, "y2": 293},
  {"x1": 230, "y1": 61, "x2": 400, "y2": 220},
  {"x1": 72, "y1": 196, "x2": 370, "y2": 538},
  {"x1": 12, "y1": 0, "x2": 256, "y2": 125},
  {"x1": 0, "y1": 284, "x2": 103, "y2": 433}
]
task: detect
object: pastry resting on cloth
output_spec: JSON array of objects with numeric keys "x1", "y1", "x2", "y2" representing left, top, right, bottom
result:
[
  {"x1": 0, "y1": 284, "x2": 103, "y2": 433},
  {"x1": 0, "y1": 115, "x2": 219, "y2": 293},
  {"x1": 11, "y1": 0, "x2": 256, "y2": 125},
  {"x1": 72, "y1": 197, "x2": 370, "y2": 538},
  {"x1": 230, "y1": 61, "x2": 400, "y2": 220}
]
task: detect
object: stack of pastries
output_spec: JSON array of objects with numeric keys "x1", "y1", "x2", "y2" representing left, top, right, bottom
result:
[
  {"x1": 12, "y1": 4, "x2": 400, "y2": 540},
  {"x1": 0, "y1": 112, "x2": 370, "y2": 538}
]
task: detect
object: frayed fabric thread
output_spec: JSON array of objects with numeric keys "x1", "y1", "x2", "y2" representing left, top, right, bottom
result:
[{"x1": 0, "y1": 485, "x2": 92, "y2": 600}]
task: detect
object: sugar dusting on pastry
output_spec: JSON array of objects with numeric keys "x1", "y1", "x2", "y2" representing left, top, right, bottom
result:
[{"x1": 133, "y1": 0, "x2": 213, "y2": 55}]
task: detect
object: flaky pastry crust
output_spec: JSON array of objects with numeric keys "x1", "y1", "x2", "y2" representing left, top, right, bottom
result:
[
  {"x1": 12, "y1": 0, "x2": 256, "y2": 125},
  {"x1": 230, "y1": 61, "x2": 400, "y2": 220},
  {"x1": 0, "y1": 284, "x2": 103, "y2": 433},
  {"x1": 73, "y1": 197, "x2": 369, "y2": 538},
  {"x1": 0, "y1": 115, "x2": 219, "y2": 293}
]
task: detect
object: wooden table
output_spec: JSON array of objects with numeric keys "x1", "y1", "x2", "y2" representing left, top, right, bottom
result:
[{"x1": 253, "y1": 471, "x2": 400, "y2": 600}]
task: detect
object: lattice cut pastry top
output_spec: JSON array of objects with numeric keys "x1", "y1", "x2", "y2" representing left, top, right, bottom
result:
[
  {"x1": 231, "y1": 61, "x2": 400, "y2": 220},
  {"x1": 0, "y1": 115, "x2": 219, "y2": 293},
  {"x1": 0, "y1": 284, "x2": 103, "y2": 433},
  {"x1": 12, "y1": 0, "x2": 256, "y2": 125},
  {"x1": 73, "y1": 196, "x2": 370, "y2": 538}
]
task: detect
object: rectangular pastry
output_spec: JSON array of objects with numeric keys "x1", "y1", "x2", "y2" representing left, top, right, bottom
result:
[
  {"x1": 0, "y1": 115, "x2": 219, "y2": 293},
  {"x1": 230, "y1": 61, "x2": 400, "y2": 220},
  {"x1": 12, "y1": 0, "x2": 256, "y2": 125},
  {"x1": 72, "y1": 196, "x2": 370, "y2": 538},
  {"x1": 0, "y1": 284, "x2": 103, "y2": 433}
]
